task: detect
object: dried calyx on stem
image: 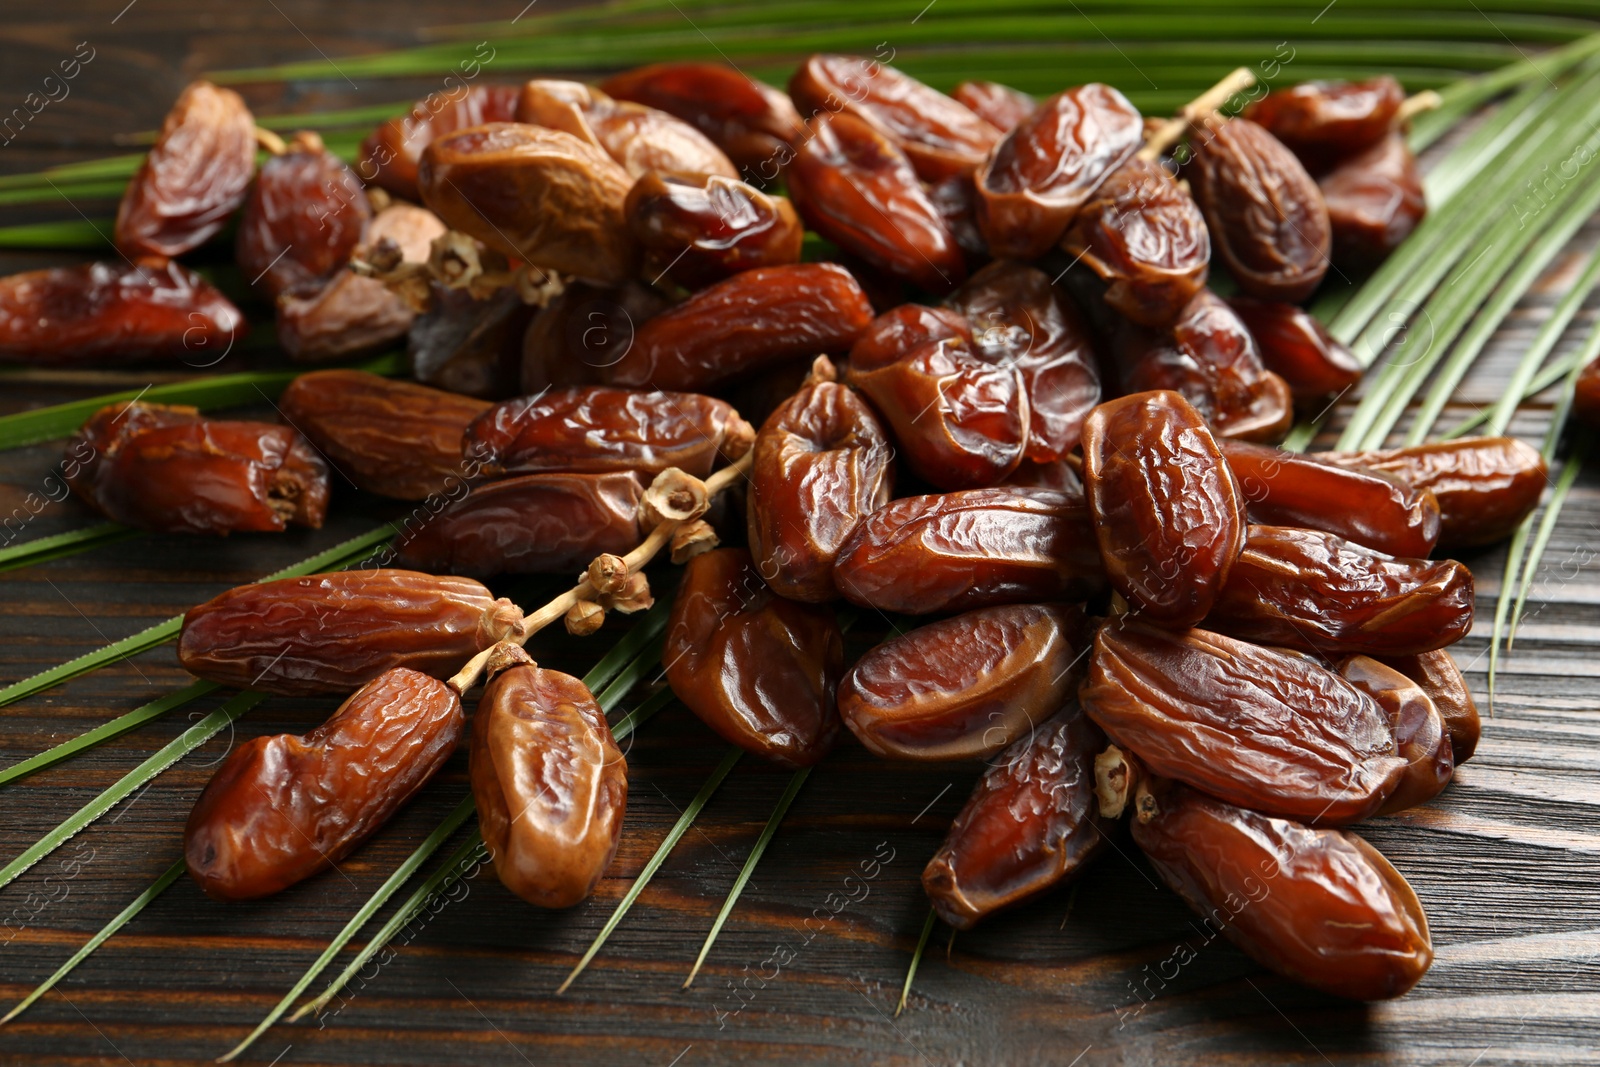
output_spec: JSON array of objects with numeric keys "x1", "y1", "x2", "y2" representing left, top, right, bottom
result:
[
  {"x1": 1138, "y1": 67, "x2": 1257, "y2": 163},
  {"x1": 1397, "y1": 90, "x2": 1442, "y2": 124},
  {"x1": 1094, "y1": 744, "x2": 1146, "y2": 819},
  {"x1": 351, "y1": 229, "x2": 566, "y2": 312}
]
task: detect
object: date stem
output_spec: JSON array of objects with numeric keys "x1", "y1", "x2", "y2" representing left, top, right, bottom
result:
[
  {"x1": 252, "y1": 126, "x2": 288, "y2": 156},
  {"x1": 1137, "y1": 67, "x2": 1256, "y2": 162},
  {"x1": 1397, "y1": 90, "x2": 1443, "y2": 124}
]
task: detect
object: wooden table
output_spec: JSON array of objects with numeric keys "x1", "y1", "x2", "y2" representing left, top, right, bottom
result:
[{"x1": 0, "y1": 4, "x2": 1597, "y2": 1064}]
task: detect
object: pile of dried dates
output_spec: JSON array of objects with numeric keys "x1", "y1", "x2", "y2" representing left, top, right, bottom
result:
[{"x1": 10, "y1": 56, "x2": 1565, "y2": 1004}]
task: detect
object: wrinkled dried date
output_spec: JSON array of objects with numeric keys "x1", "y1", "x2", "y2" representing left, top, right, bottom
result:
[
  {"x1": 625, "y1": 172, "x2": 803, "y2": 288},
  {"x1": 394, "y1": 471, "x2": 643, "y2": 578},
  {"x1": 116, "y1": 81, "x2": 256, "y2": 258},
  {"x1": 279, "y1": 370, "x2": 489, "y2": 501},
  {"x1": 601, "y1": 62, "x2": 805, "y2": 175},
  {"x1": 1081, "y1": 390, "x2": 1244, "y2": 626},
  {"x1": 1340, "y1": 656, "x2": 1454, "y2": 816},
  {"x1": 1378, "y1": 649, "x2": 1480, "y2": 765},
  {"x1": 517, "y1": 79, "x2": 737, "y2": 181},
  {"x1": 186, "y1": 668, "x2": 463, "y2": 901},
  {"x1": 953, "y1": 81, "x2": 1036, "y2": 133},
  {"x1": 1222, "y1": 440, "x2": 1441, "y2": 558},
  {"x1": 747, "y1": 378, "x2": 893, "y2": 602},
  {"x1": 833, "y1": 487, "x2": 1105, "y2": 614},
  {"x1": 603, "y1": 263, "x2": 874, "y2": 390},
  {"x1": 663, "y1": 548, "x2": 845, "y2": 766},
  {"x1": 849, "y1": 303, "x2": 972, "y2": 371},
  {"x1": 237, "y1": 131, "x2": 371, "y2": 299},
  {"x1": 1320, "y1": 133, "x2": 1427, "y2": 267},
  {"x1": 922, "y1": 706, "x2": 1107, "y2": 929},
  {"x1": 1082, "y1": 621, "x2": 1405, "y2": 824},
  {"x1": 0, "y1": 258, "x2": 245, "y2": 365},
  {"x1": 471, "y1": 661, "x2": 626, "y2": 908},
  {"x1": 1226, "y1": 297, "x2": 1363, "y2": 403},
  {"x1": 360, "y1": 84, "x2": 521, "y2": 201},
  {"x1": 179, "y1": 568, "x2": 521, "y2": 695},
  {"x1": 520, "y1": 280, "x2": 666, "y2": 393},
  {"x1": 1131, "y1": 781, "x2": 1432, "y2": 1000},
  {"x1": 466, "y1": 386, "x2": 752, "y2": 480},
  {"x1": 838, "y1": 603, "x2": 1083, "y2": 761},
  {"x1": 1207, "y1": 525, "x2": 1473, "y2": 655},
  {"x1": 1244, "y1": 77, "x2": 1404, "y2": 171}
]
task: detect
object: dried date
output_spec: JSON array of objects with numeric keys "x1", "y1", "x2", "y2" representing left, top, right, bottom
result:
[
  {"x1": 408, "y1": 285, "x2": 534, "y2": 399},
  {"x1": 1320, "y1": 133, "x2": 1426, "y2": 267},
  {"x1": 1226, "y1": 297, "x2": 1363, "y2": 402},
  {"x1": 518, "y1": 79, "x2": 737, "y2": 181},
  {"x1": 359, "y1": 84, "x2": 521, "y2": 201},
  {"x1": 521, "y1": 280, "x2": 666, "y2": 393},
  {"x1": 953, "y1": 81, "x2": 1036, "y2": 133},
  {"x1": 1378, "y1": 649, "x2": 1480, "y2": 765},
  {"x1": 1339, "y1": 656, "x2": 1454, "y2": 816},
  {"x1": 1244, "y1": 77, "x2": 1404, "y2": 171},
  {"x1": 848, "y1": 303, "x2": 972, "y2": 371},
  {"x1": 663, "y1": 548, "x2": 845, "y2": 766},
  {"x1": 601, "y1": 62, "x2": 805, "y2": 175},
  {"x1": 186, "y1": 668, "x2": 463, "y2": 900},
  {"x1": 625, "y1": 172, "x2": 803, "y2": 288},
  {"x1": 237, "y1": 131, "x2": 370, "y2": 300}
]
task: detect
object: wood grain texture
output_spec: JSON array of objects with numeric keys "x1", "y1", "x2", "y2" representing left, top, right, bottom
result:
[{"x1": 1, "y1": 3, "x2": 1599, "y2": 1065}]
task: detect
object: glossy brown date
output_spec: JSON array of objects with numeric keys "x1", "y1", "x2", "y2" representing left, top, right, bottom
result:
[
  {"x1": 1061, "y1": 157, "x2": 1210, "y2": 328},
  {"x1": 1340, "y1": 656, "x2": 1454, "y2": 816},
  {"x1": 1130, "y1": 781, "x2": 1432, "y2": 1000},
  {"x1": 950, "y1": 261, "x2": 1103, "y2": 460},
  {"x1": 471, "y1": 662, "x2": 626, "y2": 908},
  {"x1": 409, "y1": 286, "x2": 532, "y2": 400},
  {"x1": 1244, "y1": 77, "x2": 1404, "y2": 171},
  {"x1": 1207, "y1": 525, "x2": 1473, "y2": 655},
  {"x1": 625, "y1": 172, "x2": 803, "y2": 288},
  {"x1": 922, "y1": 706, "x2": 1107, "y2": 929},
  {"x1": 847, "y1": 338, "x2": 1030, "y2": 489},
  {"x1": 1080, "y1": 390, "x2": 1244, "y2": 627},
  {"x1": 600, "y1": 62, "x2": 806, "y2": 175},
  {"x1": 838, "y1": 603, "x2": 1083, "y2": 762},
  {"x1": 237, "y1": 131, "x2": 370, "y2": 300},
  {"x1": 1319, "y1": 436, "x2": 1547, "y2": 547},
  {"x1": 360, "y1": 84, "x2": 521, "y2": 201},
  {"x1": 747, "y1": 379, "x2": 893, "y2": 602},
  {"x1": 0, "y1": 258, "x2": 245, "y2": 365},
  {"x1": 663, "y1": 548, "x2": 845, "y2": 766},
  {"x1": 833, "y1": 487, "x2": 1105, "y2": 614},
  {"x1": 419, "y1": 123, "x2": 638, "y2": 285},
  {"x1": 787, "y1": 112, "x2": 967, "y2": 294},
  {"x1": 466, "y1": 386, "x2": 751, "y2": 480},
  {"x1": 1378, "y1": 649, "x2": 1480, "y2": 765},
  {"x1": 1578, "y1": 356, "x2": 1600, "y2": 428},
  {"x1": 517, "y1": 79, "x2": 737, "y2": 181},
  {"x1": 952, "y1": 81, "x2": 1036, "y2": 133},
  {"x1": 394, "y1": 471, "x2": 643, "y2": 578},
  {"x1": 279, "y1": 370, "x2": 488, "y2": 501},
  {"x1": 179, "y1": 568, "x2": 521, "y2": 696},
  {"x1": 603, "y1": 263, "x2": 874, "y2": 390},
  {"x1": 116, "y1": 81, "x2": 256, "y2": 258},
  {"x1": 1081, "y1": 621, "x2": 1405, "y2": 825},
  {"x1": 789, "y1": 54, "x2": 1001, "y2": 182},
  {"x1": 1226, "y1": 297, "x2": 1363, "y2": 403},
  {"x1": 848, "y1": 303, "x2": 972, "y2": 371},
  {"x1": 1320, "y1": 133, "x2": 1427, "y2": 267},
  {"x1": 186, "y1": 668, "x2": 463, "y2": 901},
  {"x1": 1221, "y1": 440, "x2": 1441, "y2": 558},
  {"x1": 520, "y1": 280, "x2": 666, "y2": 393},
  {"x1": 1186, "y1": 118, "x2": 1331, "y2": 302},
  {"x1": 975, "y1": 83, "x2": 1143, "y2": 260}
]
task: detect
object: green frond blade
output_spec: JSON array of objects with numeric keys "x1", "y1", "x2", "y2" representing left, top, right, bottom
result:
[
  {"x1": 896, "y1": 908, "x2": 939, "y2": 1017},
  {"x1": 0, "y1": 523, "x2": 137, "y2": 575}
]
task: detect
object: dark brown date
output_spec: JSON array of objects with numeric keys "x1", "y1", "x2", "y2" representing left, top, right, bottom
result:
[
  {"x1": 471, "y1": 662, "x2": 626, "y2": 908},
  {"x1": 747, "y1": 379, "x2": 893, "y2": 602},
  {"x1": 1378, "y1": 649, "x2": 1480, "y2": 765},
  {"x1": 1082, "y1": 621, "x2": 1405, "y2": 825},
  {"x1": 179, "y1": 568, "x2": 521, "y2": 696},
  {"x1": 625, "y1": 172, "x2": 803, "y2": 288},
  {"x1": 1061, "y1": 156, "x2": 1210, "y2": 328},
  {"x1": 1320, "y1": 436, "x2": 1547, "y2": 547},
  {"x1": 465, "y1": 386, "x2": 752, "y2": 480},
  {"x1": 847, "y1": 338, "x2": 1030, "y2": 489},
  {"x1": 1320, "y1": 133, "x2": 1426, "y2": 267},
  {"x1": 601, "y1": 62, "x2": 806, "y2": 176},
  {"x1": 394, "y1": 471, "x2": 642, "y2": 578},
  {"x1": 922, "y1": 706, "x2": 1108, "y2": 929},
  {"x1": 1130, "y1": 781, "x2": 1432, "y2": 1000},
  {"x1": 1186, "y1": 118, "x2": 1331, "y2": 301},
  {"x1": 848, "y1": 303, "x2": 972, "y2": 371},
  {"x1": 663, "y1": 548, "x2": 845, "y2": 766},
  {"x1": 1207, "y1": 525, "x2": 1473, "y2": 656},
  {"x1": 1340, "y1": 656, "x2": 1454, "y2": 816},
  {"x1": 1221, "y1": 440, "x2": 1441, "y2": 558},
  {"x1": 833, "y1": 487, "x2": 1105, "y2": 614},
  {"x1": 1080, "y1": 390, "x2": 1244, "y2": 627},
  {"x1": 603, "y1": 263, "x2": 874, "y2": 390},
  {"x1": 186, "y1": 668, "x2": 463, "y2": 901},
  {"x1": 116, "y1": 81, "x2": 255, "y2": 258},
  {"x1": 518, "y1": 78, "x2": 736, "y2": 181},
  {"x1": 1578, "y1": 355, "x2": 1600, "y2": 429},
  {"x1": 975, "y1": 83, "x2": 1143, "y2": 259},
  {"x1": 408, "y1": 286, "x2": 535, "y2": 400},
  {"x1": 0, "y1": 258, "x2": 245, "y2": 365},
  {"x1": 521, "y1": 280, "x2": 667, "y2": 393},
  {"x1": 838, "y1": 603, "x2": 1083, "y2": 762},
  {"x1": 953, "y1": 81, "x2": 1036, "y2": 133},
  {"x1": 789, "y1": 54, "x2": 1001, "y2": 182},
  {"x1": 1003, "y1": 457, "x2": 1084, "y2": 496},
  {"x1": 950, "y1": 261, "x2": 1103, "y2": 460},
  {"x1": 787, "y1": 111, "x2": 967, "y2": 294},
  {"x1": 359, "y1": 84, "x2": 521, "y2": 201},
  {"x1": 1244, "y1": 77, "x2": 1405, "y2": 171},
  {"x1": 928, "y1": 172, "x2": 988, "y2": 260},
  {"x1": 278, "y1": 370, "x2": 489, "y2": 501},
  {"x1": 1226, "y1": 297, "x2": 1363, "y2": 402},
  {"x1": 419, "y1": 123, "x2": 638, "y2": 285},
  {"x1": 237, "y1": 131, "x2": 370, "y2": 300}
]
